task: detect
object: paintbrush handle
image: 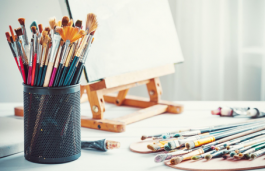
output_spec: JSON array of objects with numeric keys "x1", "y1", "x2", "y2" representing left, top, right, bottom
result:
[
  {"x1": 43, "y1": 62, "x2": 54, "y2": 87},
  {"x1": 53, "y1": 64, "x2": 63, "y2": 87},
  {"x1": 37, "y1": 66, "x2": 43, "y2": 86},
  {"x1": 27, "y1": 66, "x2": 32, "y2": 85},
  {"x1": 71, "y1": 63, "x2": 83, "y2": 85},
  {"x1": 31, "y1": 54, "x2": 37, "y2": 86},
  {"x1": 13, "y1": 57, "x2": 21, "y2": 74},
  {"x1": 58, "y1": 67, "x2": 68, "y2": 87},
  {"x1": 24, "y1": 64, "x2": 28, "y2": 78},
  {"x1": 19, "y1": 57, "x2": 26, "y2": 84},
  {"x1": 40, "y1": 65, "x2": 47, "y2": 87},
  {"x1": 66, "y1": 66, "x2": 77, "y2": 86},
  {"x1": 49, "y1": 68, "x2": 57, "y2": 87},
  {"x1": 34, "y1": 63, "x2": 39, "y2": 86},
  {"x1": 63, "y1": 56, "x2": 79, "y2": 86}
]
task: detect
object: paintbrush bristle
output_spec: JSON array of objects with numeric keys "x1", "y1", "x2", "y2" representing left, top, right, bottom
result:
[
  {"x1": 5, "y1": 32, "x2": 11, "y2": 42},
  {"x1": 49, "y1": 17, "x2": 56, "y2": 29},
  {"x1": 43, "y1": 35, "x2": 49, "y2": 46},
  {"x1": 30, "y1": 21, "x2": 38, "y2": 31},
  {"x1": 15, "y1": 28, "x2": 23, "y2": 36},
  {"x1": 86, "y1": 13, "x2": 98, "y2": 34},
  {"x1": 75, "y1": 20, "x2": 82, "y2": 28},
  {"x1": 57, "y1": 21, "x2": 62, "y2": 27},
  {"x1": 18, "y1": 18, "x2": 25, "y2": 25},
  {"x1": 91, "y1": 37, "x2": 95, "y2": 44},
  {"x1": 9, "y1": 25, "x2": 16, "y2": 41},
  {"x1": 244, "y1": 154, "x2": 251, "y2": 160},
  {"x1": 170, "y1": 157, "x2": 182, "y2": 165},
  {"x1": 154, "y1": 154, "x2": 168, "y2": 163},
  {"x1": 233, "y1": 155, "x2": 240, "y2": 160},
  {"x1": 67, "y1": 19, "x2": 73, "y2": 26},
  {"x1": 58, "y1": 26, "x2": 85, "y2": 43},
  {"x1": 48, "y1": 41, "x2": 52, "y2": 48},
  {"x1": 44, "y1": 27, "x2": 51, "y2": 34},
  {"x1": 38, "y1": 24, "x2": 43, "y2": 33},
  {"x1": 55, "y1": 27, "x2": 63, "y2": 35},
  {"x1": 141, "y1": 135, "x2": 147, "y2": 140},
  {"x1": 250, "y1": 154, "x2": 257, "y2": 160},
  {"x1": 164, "y1": 145, "x2": 171, "y2": 151},
  {"x1": 62, "y1": 16, "x2": 69, "y2": 27},
  {"x1": 191, "y1": 156, "x2": 201, "y2": 160},
  {"x1": 205, "y1": 154, "x2": 212, "y2": 160},
  {"x1": 31, "y1": 26, "x2": 37, "y2": 34}
]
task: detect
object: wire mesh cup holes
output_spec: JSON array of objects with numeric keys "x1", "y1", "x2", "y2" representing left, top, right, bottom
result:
[{"x1": 23, "y1": 84, "x2": 81, "y2": 164}]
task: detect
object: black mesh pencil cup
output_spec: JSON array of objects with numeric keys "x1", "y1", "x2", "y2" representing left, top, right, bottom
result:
[{"x1": 23, "y1": 84, "x2": 81, "y2": 164}]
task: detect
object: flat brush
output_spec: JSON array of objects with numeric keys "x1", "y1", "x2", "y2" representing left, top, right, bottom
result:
[
  {"x1": 62, "y1": 16, "x2": 69, "y2": 27},
  {"x1": 27, "y1": 39, "x2": 34, "y2": 85},
  {"x1": 37, "y1": 34, "x2": 49, "y2": 86},
  {"x1": 185, "y1": 123, "x2": 265, "y2": 149},
  {"x1": 31, "y1": 26, "x2": 38, "y2": 86},
  {"x1": 86, "y1": 13, "x2": 98, "y2": 34},
  {"x1": 40, "y1": 41, "x2": 52, "y2": 86},
  {"x1": 6, "y1": 32, "x2": 20, "y2": 74},
  {"x1": 9, "y1": 26, "x2": 22, "y2": 73},
  {"x1": 49, "y1": 40, "x2": 64, "y2": 87},
  {"x1": 58, "y1": 43, "x2": 75, "y2": 86},
  {"x1": 18, "y1": 18, "x2": 30, "y2": 58}
]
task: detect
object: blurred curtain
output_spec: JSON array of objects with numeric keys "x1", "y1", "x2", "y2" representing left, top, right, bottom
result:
[{"x1": 164, "y1": 0, "x2": 265, "y2": 101}]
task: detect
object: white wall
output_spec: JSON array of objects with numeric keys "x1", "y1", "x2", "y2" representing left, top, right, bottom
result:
[{"x1": 0, "y1": 0, "x2": 68, "y2": 102}]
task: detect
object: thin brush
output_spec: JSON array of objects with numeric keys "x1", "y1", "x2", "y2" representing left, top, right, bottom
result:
[
  {"x1": 49, "y1": 40, "x2": 64, "y2": 87},
  {"x1": 6, "y1": 32, "x2": 21, "y2": 74},
  {"x1": 250, "y1": 148, "x2": 265, "y2": 160},
  {"x1": 191, "y1": 150, "x2": 216, "y2": 160},
  {"x1": 30, "y1": 26, "x2": 38, "y2": 86},
  {"x1": 185, "y1": 123, "x2": 265, "y2": 149},
  {"x1": 27, "y1": 39, "x2": 34, "y2": 85},
  {"x1": 34, "y1": 25, "x2": 43, "y2": 86},
  {"x1": 204, "y1": 150, "x2": 225, "y2": 160},
  {"x1": 15, "y1": 38, "x2": 27, "y2": 83},
  {"x1": 9, "y1": 25, "x2": 22, "y2": 74},
  {"x1": 40, "y1": 41, "x2": 52, "y2": 86},
  {"x1": 18, "y1": 18, "x2": 30, "y2": 58},
  {"x1": 240, "y1": 142, "x2": 265, "y2": 159},
  {"x1": 37, "y1": 34, "x2": 49, "y2": 86},
  {"x1": 155, "y1": 148, "x2": 198, "y2": 163}
]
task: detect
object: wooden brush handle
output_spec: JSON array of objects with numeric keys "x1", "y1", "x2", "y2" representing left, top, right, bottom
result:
[{"x1": 43, "y1": 62, "x2": 54, "y2": 87}]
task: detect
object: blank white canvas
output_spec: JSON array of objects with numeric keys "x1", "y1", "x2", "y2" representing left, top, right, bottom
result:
[{"x1": 68, "y1": 0, "x2": 184, "y2": 82}]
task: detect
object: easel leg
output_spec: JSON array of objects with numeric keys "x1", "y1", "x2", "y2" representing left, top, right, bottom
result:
[
  {"x1": 146, "y1": 77, "x2": 162, "y2": 102},
  {"x1": 85, "y1": 86, "x2": 105, "y2": 119},
  {"x1": 115, "y1": 89, "x2": 129, "y2": 106}
]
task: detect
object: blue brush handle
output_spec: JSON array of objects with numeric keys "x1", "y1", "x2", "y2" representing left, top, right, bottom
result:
[
  {"x1": 53, "y1": 64, "x2": 63, "y2": 87},
  {"x1": 58, "y1": 66, "x2": 68, "y2": 87},
  {"x1": 66, "y1": 66, "x2": 77, "y2": 86},
  {"x1": 40, "y1": 65, "x2": 47, "y2": 87},
  {"x1": 37, "y1": 66, "x2": 43, "y2": 86},
  {"x1": 63, "y1": 56, "x2": 78, "y2": 86}
]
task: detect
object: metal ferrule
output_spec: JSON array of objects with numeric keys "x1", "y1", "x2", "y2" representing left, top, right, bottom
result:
[
  {"x1": 11, "y1": 42, "x2": 18, "y2": 57},
  {"x1": 60, "y1": 40, "x2": 71, "y2": 64},
  {"x1": 21, "y1": 25, "x2": 29, "y2": 45},
  {"x1": 181, "y1": 130, "x2": 201, "y2": 137},
  {"x1": 81, "y1": 35, "x2": 94, "y2": 63},
  {"x1": 33, "y1": 34, "x2": 38, "y2": 54},
  {"x1": 37, "y1": 44, "x2": 42, "y2": 63},
  {"x1": 18, "y1": 36, "x2": 25, "y2": 51},
  {"x1": 49, "y1": 34, "x2": 61, "y2": 62},
  {"x1": 16, "y1": 40, "x2": 23, "y2": 58},
  {"x1": 29, "y1": 43, "x2": 33, "y2": 66},
  {"x1": 46, "y1": 48, "x2": 52, "y2": 64}
]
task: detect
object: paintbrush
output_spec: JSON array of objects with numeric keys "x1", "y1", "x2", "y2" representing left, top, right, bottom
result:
[
  {"x1": 15, "y1": 28, "x2": 29, "y2": 78},
  {"x1": 6, "y1": 32, "x2": 21, "y2": 74},
  {"x1": 170, "y1": 146, "x2": 212, "y2": 165},
  {"x1": 18, "y1": 18, "x2": 30, "y2": 59},
  {"x1": 48, "y1": 40, "x2": 64, "y2": 87},
  {"x1": 30, "y1": 26, "x2": 38, "y2": 86},
  {"x1": 214, "y1": 130, "x2": 265, "y2": 151},
  {"x1": 238, "y1": 142, "x2": 265, "y2": 159},
  {"x1": 27, "y1": 39, "x2": 34, "y2": 85},
  {"x1": 191, "y1": 150, "x2": 217, "y2": 161},
  {"x1": 9, "y1": 25, "x2": 22, "y2": 73},
  {"x1": 37, "y1": 32, "x2": 48, "y2": 86},
  {"x1": 185, "y1": 123, "x2": 265, "y2": 149},
  {"x1": 52, "y1": 16, "x2": 70, "y2": 86},
  {"x1": 81, "y1": 139, "x2": 120, "y2": 151},
  {"x1": 203, "y1": 149, "x2": 225, "y2": 160},
  {"x1": 43, "y1": 18, "x2": 61, "y2": 87},
  {"x1": 250, "y1": 148, "x2": 265, "y2": 160},
  {"x1": 63, "y1": 31, "x2": 87, "y2": 86},
  {"x1": 58, "y1": 43, "x2": 76, "y2": 86},
  {"x1": 40, "y1": 41, "x2": 52, "y2": 86},
  {"x1": 34, "y1": 24, "x2": 43, "y2": 86},
  {"x1": 15, "y1": 37, "x2": 27, "y2": 83}
]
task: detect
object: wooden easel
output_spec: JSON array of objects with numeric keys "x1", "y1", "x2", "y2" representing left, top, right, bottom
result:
[{"x1": 80, "y1": 64, "x2": 183, "y2": 132}]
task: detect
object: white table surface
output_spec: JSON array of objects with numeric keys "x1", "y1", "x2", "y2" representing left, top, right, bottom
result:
[{"x1": 0, "y1": 101, "x2": 265, "y2": 171}]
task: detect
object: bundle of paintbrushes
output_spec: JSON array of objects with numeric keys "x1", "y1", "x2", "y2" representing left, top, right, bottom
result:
[
  {"x1": 211, "y1": 106, "x2": 265, "y2": 118},
  {"x1": 6, "y1": 14, "x2": 98, "y2": 87},
  {"x1": 137, "y1": 118, "x2": 265, "y2": 165}
]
